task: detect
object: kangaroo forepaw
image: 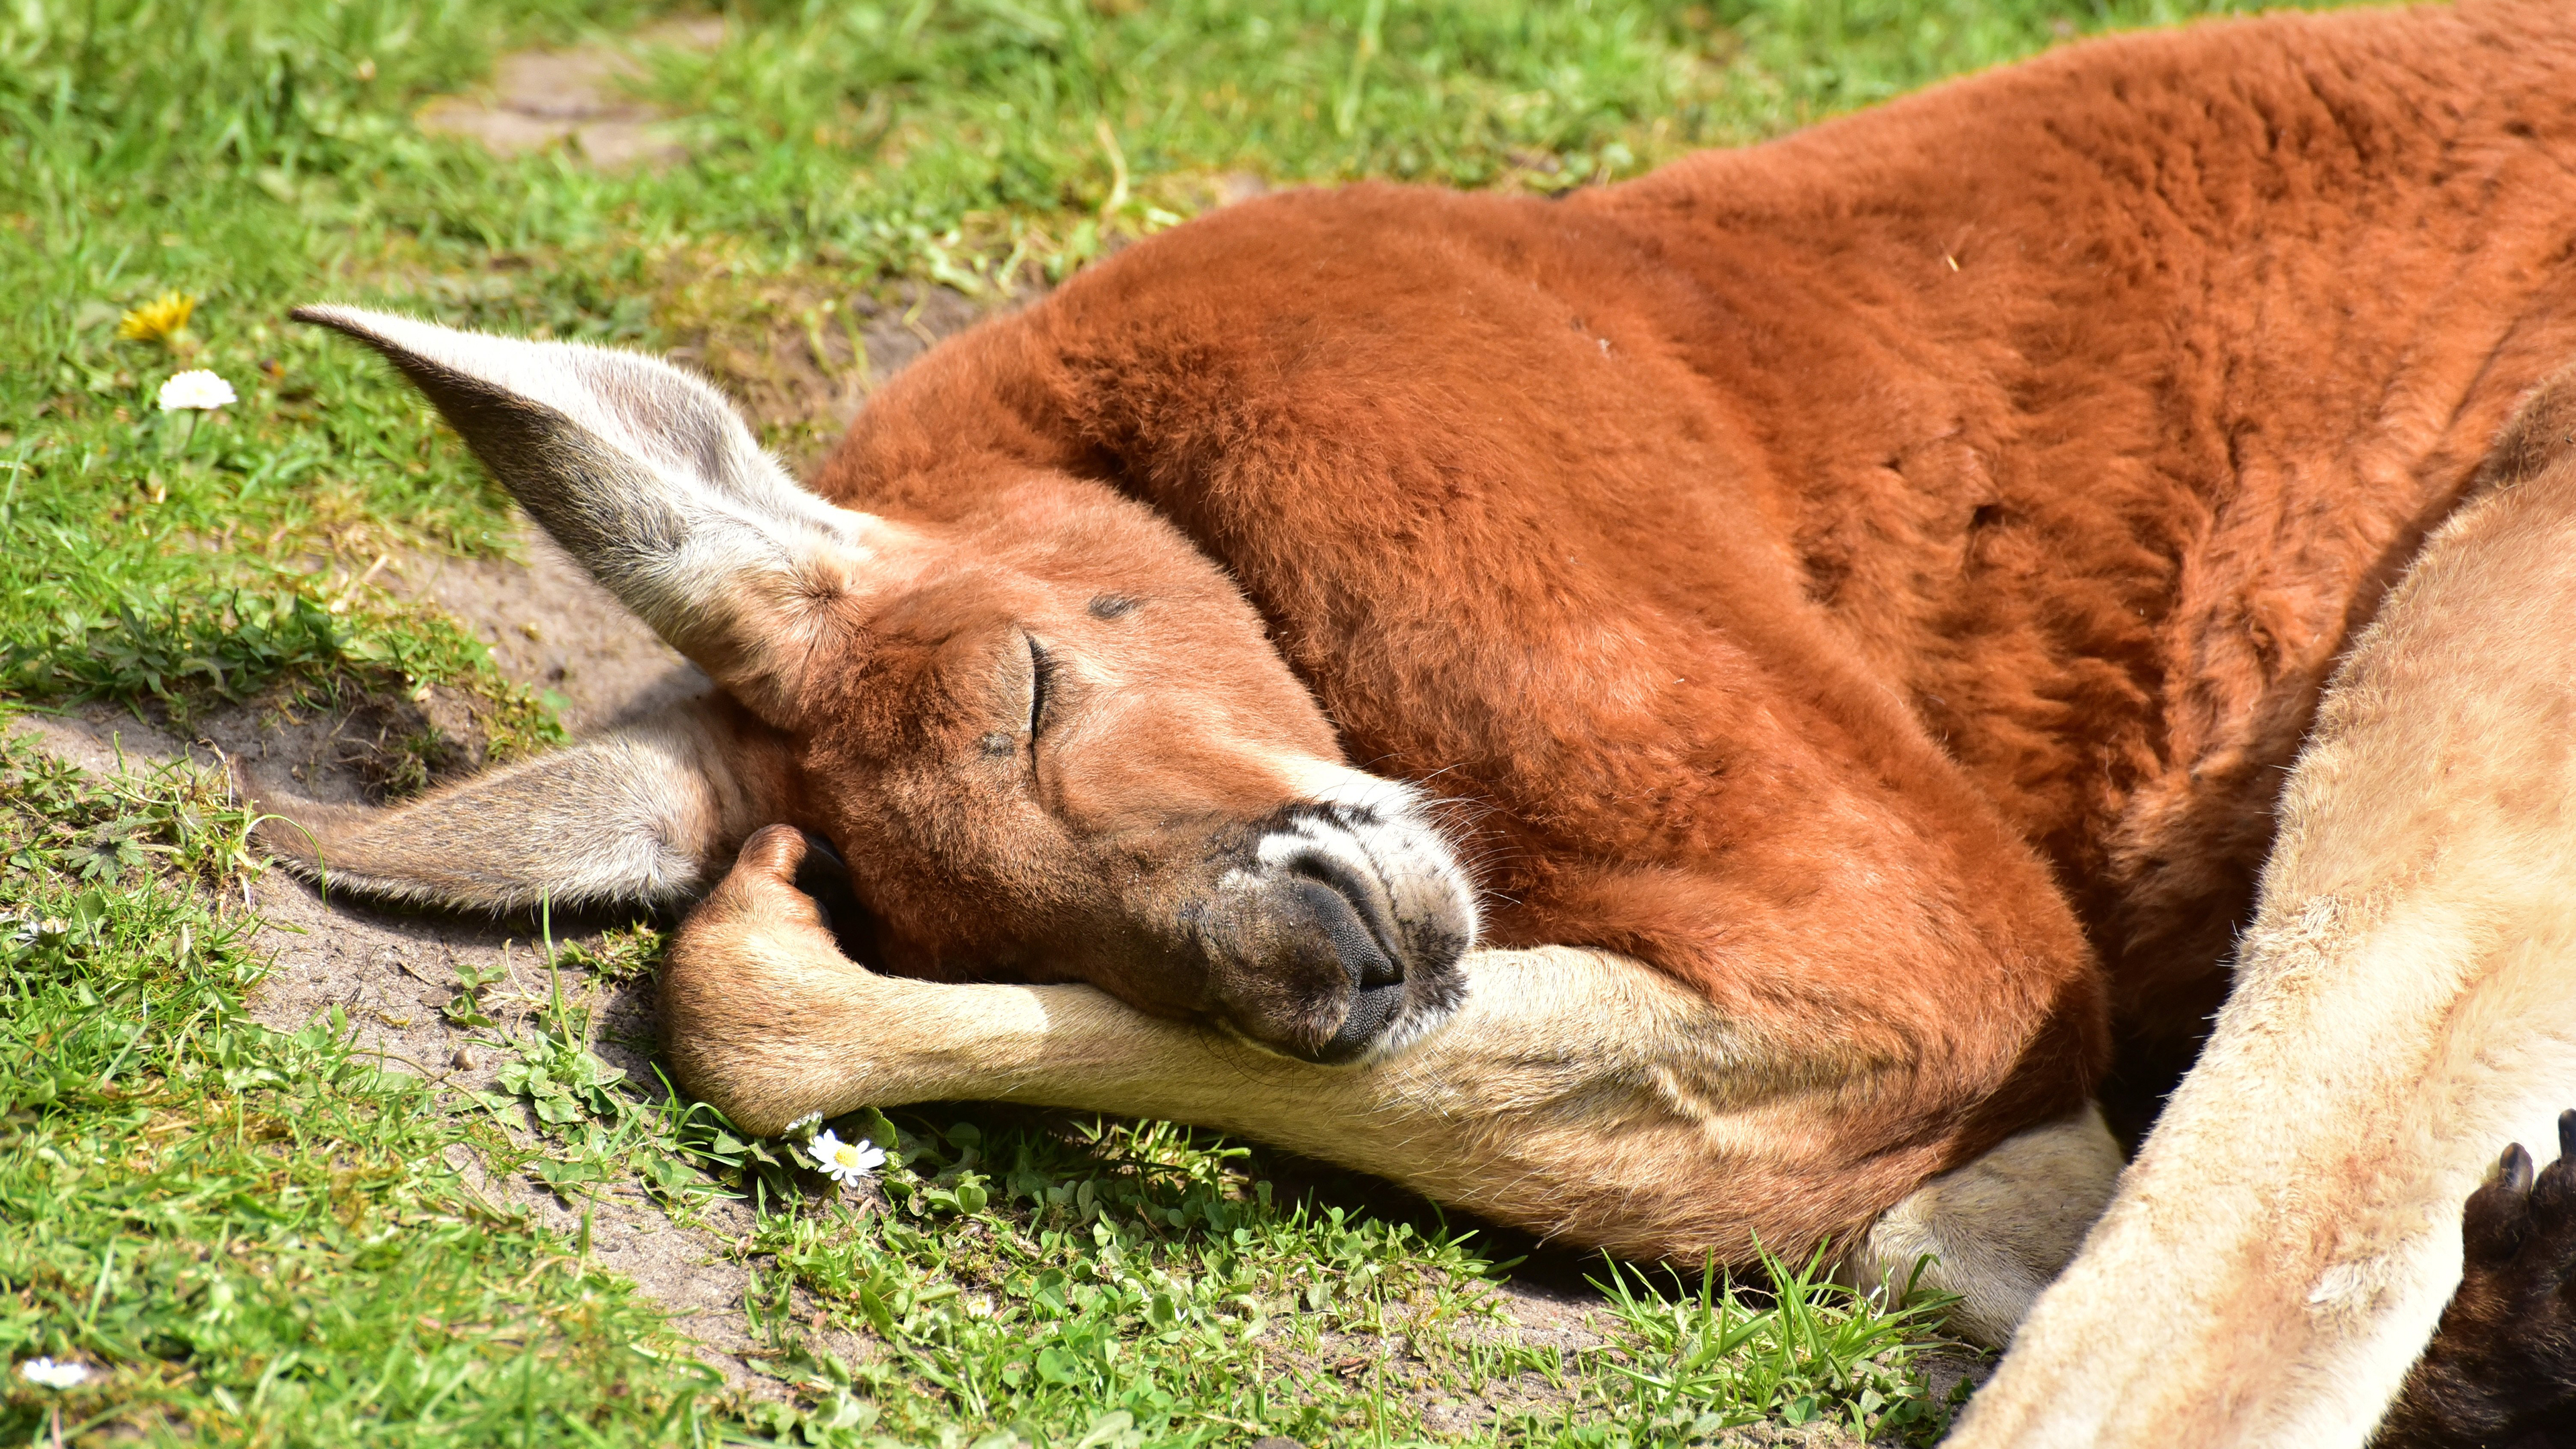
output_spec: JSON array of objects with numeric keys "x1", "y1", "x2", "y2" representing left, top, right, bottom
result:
[
  {"x1": 657, "y1": 824, "x2": 893, "y2": 1135},
  {"x1": 2377, "y1": 1112, "x2": 2576, "y2": 1449},
  {"x1": 786, "y1": 830, "x2": 876, "y2": 962}
]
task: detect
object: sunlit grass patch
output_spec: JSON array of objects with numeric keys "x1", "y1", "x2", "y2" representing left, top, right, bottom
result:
[{"x1": 0, "y1": 735, "x2": 724, "y2": 1446}]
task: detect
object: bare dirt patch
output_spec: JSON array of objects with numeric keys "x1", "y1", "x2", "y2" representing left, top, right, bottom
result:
[
  {"x1": 415, "y1": 15, "x2": 726, "y2": 172},
  {"x1": 406, "y1": 531, "x2": 708, "y2": 737}
]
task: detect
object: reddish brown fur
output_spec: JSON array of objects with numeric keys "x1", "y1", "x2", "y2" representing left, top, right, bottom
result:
[
  {"x1": 777, "y1": 498, "x2": 1350, "y2": 995},
  {"x1": 771, "y1": 0, "x2": 2576, "y2": 1248}
]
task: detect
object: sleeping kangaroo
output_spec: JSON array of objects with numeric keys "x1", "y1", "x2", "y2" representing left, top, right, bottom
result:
[{"x1": 255, "y1": 1, "x2": 2576, "y2": 1440}]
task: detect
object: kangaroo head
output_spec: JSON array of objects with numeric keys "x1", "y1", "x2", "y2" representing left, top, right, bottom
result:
[{"x1": 288, "y1": 307, "x2": 1474, "y2": 1062}]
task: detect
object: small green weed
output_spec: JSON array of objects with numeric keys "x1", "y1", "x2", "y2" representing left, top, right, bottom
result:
[{"x1": 1564, "y1": 1252, "x2": 1960, "y2": 1442}]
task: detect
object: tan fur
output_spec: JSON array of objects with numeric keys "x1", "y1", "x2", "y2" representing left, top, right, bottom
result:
[
  {"x1": 1846, "y1": 1104, "x2": 2123, "y2": 1348},
  {"x1": 663, "y1": 825, "x2": 2120, "y2": 1347},
  {"x1": 1958, "y1": 380, "x2": 2576, "y2": 1446}
]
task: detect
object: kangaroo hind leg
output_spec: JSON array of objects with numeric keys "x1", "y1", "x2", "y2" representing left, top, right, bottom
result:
[
  {"x1": 1955, "y1": 370, "x2": 2576, "y2": 1449},
  {"x1": 2376, "y1": 1114, "x2": 2576, "y2": 1449}
]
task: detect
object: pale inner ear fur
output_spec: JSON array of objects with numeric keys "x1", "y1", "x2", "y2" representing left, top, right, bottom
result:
[
  {"x1": 248, "y1": 694, "x2": 792, "y2": 913},
  {"x1": 1951, "y1": 394, "x2": 2576, "y2": 1448},
  {"x1": 663, "y1": 826, "x2": 2122, "y2": 1348},
  {"x1": 290, "y1": 305, "x2": 895, "y2": 722}
]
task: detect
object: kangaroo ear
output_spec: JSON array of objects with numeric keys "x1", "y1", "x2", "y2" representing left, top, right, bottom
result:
[
  {"x1": 246, "y1": 694, "x2": 795, "y2": 913},
  {"x1": 291, "y1": 305, "x2": 906, "y2": 722}
]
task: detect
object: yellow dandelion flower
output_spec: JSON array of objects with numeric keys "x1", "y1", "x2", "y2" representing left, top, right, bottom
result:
[{"x1": 117, "y1": 291, "x2": 198, "y2": 347}]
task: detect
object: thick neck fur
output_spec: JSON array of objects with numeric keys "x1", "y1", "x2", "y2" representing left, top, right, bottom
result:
[{"x1": 814, "y1": 0, "x2": 2576, "y2": 1161}]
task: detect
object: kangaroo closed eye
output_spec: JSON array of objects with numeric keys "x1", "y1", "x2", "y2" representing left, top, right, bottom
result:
[{"x1": 1026, "y1": 636, "x2": 1056, "y2": 743}]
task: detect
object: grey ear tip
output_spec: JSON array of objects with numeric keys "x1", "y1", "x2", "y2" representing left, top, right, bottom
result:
[
  {"x1": 289, "y1": 303, "x2": 390, "y2": 339},
  {"x1": 288, "y1": 304, "x2": 379, "y2": 345}
]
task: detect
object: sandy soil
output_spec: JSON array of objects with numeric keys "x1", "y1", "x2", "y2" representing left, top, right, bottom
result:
[{"x1": 408, "y1": 532, "x2": 710, "y2": 737}]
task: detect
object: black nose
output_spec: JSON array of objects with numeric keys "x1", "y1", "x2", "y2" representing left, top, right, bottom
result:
[
  {"x1": 1285, "y1": 876, "x2": 1401, "y2": 991},
  {"x1": 1318, "y1": 977, "x2": 1407, "y2": 1061},
  {"x1": 1281, "y1": 875, "x2": 1408, "y2": 1063}
]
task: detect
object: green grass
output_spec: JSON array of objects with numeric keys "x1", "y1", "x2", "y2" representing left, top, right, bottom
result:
[
  {"x1": 0, "y1": 737, "x2": 727, "y2": 1445},
  {"x1": 2, "y1": 0, "x2": 2356, "y2": 1442}
]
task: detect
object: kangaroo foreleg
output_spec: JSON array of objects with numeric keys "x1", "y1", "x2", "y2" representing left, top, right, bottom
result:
[
  {"x1": 662, "y1": 826, "x2": 2121, "y2": 1346},
  {"x1": 1954, "y1": 384, "x2": 2576, "y2": 1448},
  {"x1": 247, "y1": 694, "x2": 792, "y2": 912}
]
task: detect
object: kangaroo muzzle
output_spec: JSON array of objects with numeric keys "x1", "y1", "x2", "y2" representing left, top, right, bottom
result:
[{"x1": 1197, "y1": 795, "x2": 1476, "y2": 1063}]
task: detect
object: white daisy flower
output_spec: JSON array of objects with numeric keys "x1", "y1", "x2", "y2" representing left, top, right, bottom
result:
[
  {"x1": 156, "y1": 369, "x2": 237, "y2": 412},
  {"x1": 17, "y1": 1357, "x2": 91, "y2": 1389},
  {"x1": 803, "y1": 1128, "x2": 886, "y2": 1187}
]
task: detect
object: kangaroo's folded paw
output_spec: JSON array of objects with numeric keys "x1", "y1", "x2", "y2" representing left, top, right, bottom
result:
[
  {"x1": 659, "y1": 824, "x2": 890, "y2": 1135},
  {"x1": 784, "y1": 830, "x2": 877, "y2": 963},
  {"x1": 2376, "y1": 1112, "x2": 2576, "y2": 1449}
]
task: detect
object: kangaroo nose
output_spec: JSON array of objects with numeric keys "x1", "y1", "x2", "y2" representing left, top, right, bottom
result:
[
  {"x1": 1285, "y1": 876, "x2": 1403, "y2": 991},
  {"x1": 1275, "y1": 873, "x2": 1409, "y2": 1063},
  {"x1": 1320, "y1": 977, "x2": 1407, "y2": 1061},
  {"x1": 1213, "y1": 798, "x2": 1474, "y2": 1063},
  {"x1": 1281, "y1": 847, "x2": 1406, "y2": 981}
]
